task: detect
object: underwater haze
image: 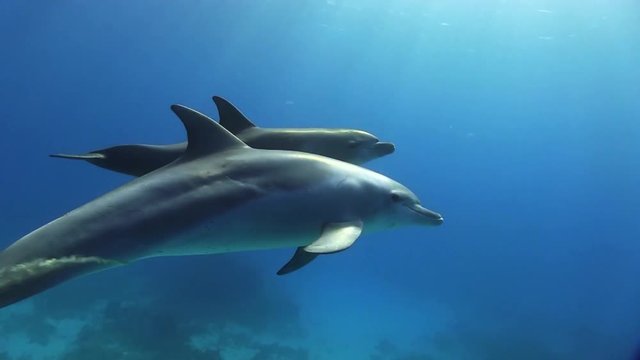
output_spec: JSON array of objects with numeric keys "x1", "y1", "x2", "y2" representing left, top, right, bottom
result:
[{"x1": 1, "y1": 0, "x2": 639, "y2": 359}]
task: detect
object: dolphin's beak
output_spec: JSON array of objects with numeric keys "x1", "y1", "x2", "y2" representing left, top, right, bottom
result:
[
  {"x1": 409, "y1": 204, "x2": 444, "y2": 226},
  {"x1": 373, "y1": 142, "x2": 395, "y2": 156}
]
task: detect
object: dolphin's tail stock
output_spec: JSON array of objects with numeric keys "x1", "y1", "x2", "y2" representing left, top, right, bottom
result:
[{"x1": 0, "y1": 255, "x2": 119, "y2": 309}]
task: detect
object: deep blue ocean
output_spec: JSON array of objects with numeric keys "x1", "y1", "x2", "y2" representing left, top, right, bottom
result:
[{"x1": 1, "y1": 1, "x2": 639, "y2": 359}]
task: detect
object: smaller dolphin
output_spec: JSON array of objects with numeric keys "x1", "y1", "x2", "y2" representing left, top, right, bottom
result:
[{"x1": 50, "y1": 96, "x2": 395, "y2": 177}]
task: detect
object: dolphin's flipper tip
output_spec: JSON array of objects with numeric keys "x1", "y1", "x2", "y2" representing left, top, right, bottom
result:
[
  {"x1": 50, "y1": 153, "x2": 105, "y2": 160},
  {"x1": 277, "y1": 247, "x2": 319, "y2": 275}
]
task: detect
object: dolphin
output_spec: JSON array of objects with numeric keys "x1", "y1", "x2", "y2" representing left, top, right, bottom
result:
[
  {"x1": 0, "y1": 105, "x2": 442, "y2": 309},
  {"x1": 50, "y1": 96, "x2": 396, "y2": 177}
]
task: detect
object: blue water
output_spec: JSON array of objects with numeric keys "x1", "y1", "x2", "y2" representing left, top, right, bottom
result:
[{"x1": 1, "y1": 1, "x2": 639, "y2": 359}]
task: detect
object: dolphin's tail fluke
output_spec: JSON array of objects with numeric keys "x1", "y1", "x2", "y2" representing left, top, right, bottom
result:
[
  {"x1": 49, "y1": 153, "x2": 105, "y2": 160},
  {"x1": 0, "y1": 256, "x2": 119, "y2": 309}
]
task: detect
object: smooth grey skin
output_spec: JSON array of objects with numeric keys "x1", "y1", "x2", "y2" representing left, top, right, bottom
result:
[
  {"x1": 50, "y1": 96, "x2": 396, "y2": 177},
  {"x1": 0, "y1": 105, "x2": 442, "y2": 309}
]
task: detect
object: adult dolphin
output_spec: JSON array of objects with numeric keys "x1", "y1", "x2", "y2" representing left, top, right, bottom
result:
[
  {"x1": 50, "y1": 96, "x2": 396, "y2": 177},
  {"x1": 0, "y1": 105, "x2": 442, "y2": 309}
]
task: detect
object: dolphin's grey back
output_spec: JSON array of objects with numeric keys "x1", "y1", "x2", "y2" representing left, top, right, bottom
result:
[{"x1": 0, "y1": 147, "x2": 341, "y2": 309}]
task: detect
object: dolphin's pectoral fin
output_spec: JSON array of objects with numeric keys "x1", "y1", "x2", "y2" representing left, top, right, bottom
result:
[
  {"x1": 276, "y1": 221, "x2": 363, "y2": 275},
  {"x1": 304, "y1": 220, "x2": 364, "y2": 254},
  {"x1": 50, "y1": 153, "x2": 105, "y2": 160},
  {"x1": 277, "y1": 247, "x2": 318, "y2": 275},
  {"x1": 213, "y1": 96, "x2": 257, "y2": 135},
  {"x1": 0, "y1": 256, "x2": 122, "y2": 309}
]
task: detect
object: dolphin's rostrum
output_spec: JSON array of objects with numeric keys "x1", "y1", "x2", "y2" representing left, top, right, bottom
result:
[{"x1": 0, "y1": 104, "x2": 442, "y2": 309}]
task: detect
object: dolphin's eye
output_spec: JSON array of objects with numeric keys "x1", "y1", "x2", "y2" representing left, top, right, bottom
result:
[
  {"x1": 390, "y1": 193, "x2": 402, "y2": 202},
  {"x1": 348, "y1": 141, "x2": 360, "y2": 149}
]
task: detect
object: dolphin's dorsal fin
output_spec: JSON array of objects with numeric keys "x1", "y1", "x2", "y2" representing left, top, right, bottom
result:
[
  {"x1": 171, "y1": 104, "x2": 247, "y2": 157},
  {"x1": 304, "y1": 220, "x2": 363, "y2": 254},
  {"x1": 212, "y1": 96, "x2": 257, "y2": 134}
]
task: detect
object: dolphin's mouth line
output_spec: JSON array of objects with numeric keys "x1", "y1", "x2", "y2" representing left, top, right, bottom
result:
[
  {"x1": 407, "y1": 204, "x2": 444, "y2": 225},
  {"x1": 372, "y1": 141, "x2": 396, "y2": 154}
]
